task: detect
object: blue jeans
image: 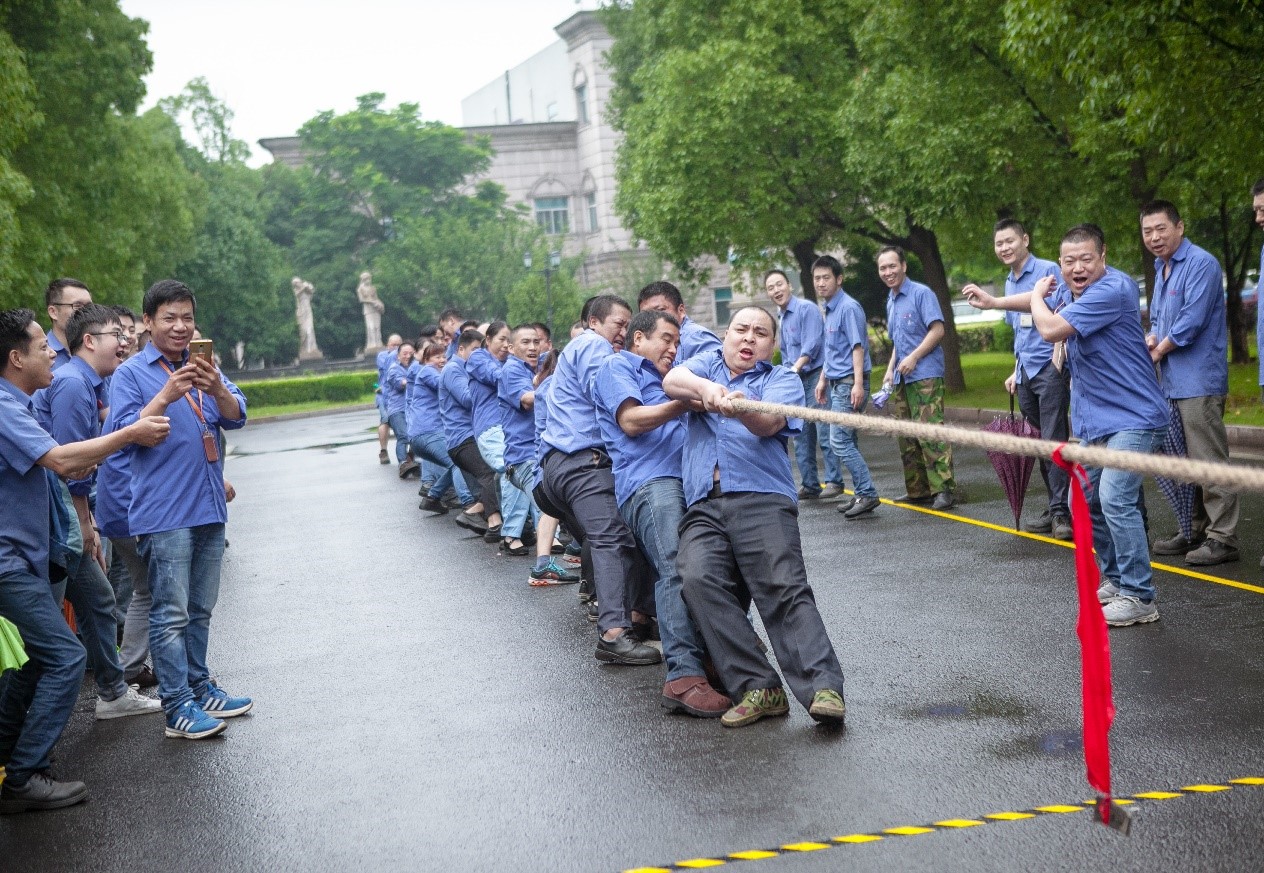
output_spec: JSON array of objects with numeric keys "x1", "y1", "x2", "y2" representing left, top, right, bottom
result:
[
  {"x1": 506, "y1": 459, "x2": 542, "y2": 529},
  {"x1": 387, "y1": 411, "x2": 409, "y2": 463},
  {"x1": 620, "y1": 478, "x2": 707, "y2": 681},
  {"x1": 828, "y1": 378, "x2": 878, "y2": 498},
  {"x1": 477, "y1": 426, "x2": 531, "y2": 537},
  {"x1": 139, "y1": 524, "x2": 226, "y2": 714},
  {"x1": 793, "y1": 369, "x2": 841, "y2": 490},
  {"x1": 1085, "y1": 428, "x2": 1165, "y2": 601},
  {"x1": 0, "y1": 570, "x2": 87, "y2": 786},
  {"x1": 409, "y1": 430, "x2": 473, "y2": 504},
  {"x1": 63, "y1": 548, "x2": 128, "y2": 699}
]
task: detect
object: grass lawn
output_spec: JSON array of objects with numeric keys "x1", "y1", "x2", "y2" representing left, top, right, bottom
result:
[
  {"x1": 950, "y1": 351, "x2": 1264, "y2": 426},
  {"x1": 249, "y1": 394, "x2": 376, "y2": 420}
]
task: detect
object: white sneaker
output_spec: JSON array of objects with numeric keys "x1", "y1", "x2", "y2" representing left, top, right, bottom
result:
[
  {"x1": 1102, "y1": 596, "x2": 1159, "y2": 627},
  {"x1": 95, "y1": 686, "x2": 163, "y2": 720},
  {"x1": 1096, "y1": 579, "x2": 1121, "y2": 604}
]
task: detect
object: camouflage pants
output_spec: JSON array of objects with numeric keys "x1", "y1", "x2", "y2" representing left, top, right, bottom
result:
[{"x1": 889, "y1": 377, "x2": 955, "y2": 497}]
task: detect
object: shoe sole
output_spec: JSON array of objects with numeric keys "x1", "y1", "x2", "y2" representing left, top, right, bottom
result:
[
  {"x1": 0, "y1": 786, "x2": 89, "y2": 814},
  {"x1": 453, "y1": 515, "x2": 488, "y2": 534},
  {"x1": 164, "y1": 720, "x2": 228, "y2": 739},
  {"x1": 721, "y1": 707, "x2": 790, "y2": 728},
  {"x1": 1185, "y1": 553, "x2": 1240, "y2": 566},
  {"x1": 594, "y1": 648, "x2": 662, "y2": 666},
  {"x1": 418, "y1": 504, "x2": 449, "y2": 515},
  {"x1": 1105, "y1": 611, "x2": 1160, "y2": 627},
  {"x1": 95, "y1": 703, "x2": 163, "y2": 721},
  {"x1": 808, "y1": 704, "x2": 847, "y2": 723},
  {"x1": 661, "y1": 696, "x2": 727, "y2": 718},
  {"x1": 529, "y1": 575, "x2": 580, "y2": 587},
  {"x1": 842, "y1": 502, "x2": 880, "y2": 519},
  {"x1": 203, "y1": 701, "x2": 253, "y2": 718}
]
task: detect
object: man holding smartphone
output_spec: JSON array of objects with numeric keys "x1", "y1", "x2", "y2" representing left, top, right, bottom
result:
[{"x1": 109, "y1": 280, "x2": 252, "y2": 739}]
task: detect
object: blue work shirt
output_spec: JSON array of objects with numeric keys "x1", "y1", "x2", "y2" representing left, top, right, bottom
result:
[
  {"x1": 33, "y1": 356, "x2": 106, "y2": 496},
  {"x1": 1149, "y1": 238, "x2": 1228, "y2": 399},
  {"x1": 778, "y1": 295, "x2": 824, "y2": 372},
  {"x1": 678, "y1": 350, "x2": 803, "y2": 507},
  {"x1": 106, "y1": 343, "x2": 247, "y2": 537},
  {"x1": 541, "y1": 329, "x2": 615, "y2": 455},
  {"x1": 48, "y1": 332, "x2": 72, "y2": 371},
  {"x1": 439, "y1": 356, "x2": 476, "y2": 450},
  {"x1": 406, "y1": 364, "x2": 443, "y2": 438},
  {"x1": 533, "y1": 376, "x2": 553, "y2": 487},
  {"x1": 498, "y1": 356, "x2": 537, "y2": 468},
  {"x1": 1004, "y1": 255, "x2": 1061, "y2": 382},
  {"x1": 383, "y1": 359, "x2": 411, "y2": 416},
  {"x1": 885, "y1": 278, "x2": 945, "y2": 383},
  {"x1": 94, "y1": 436, "x2": 133, "y2": 539},
  {"x1": 822, "y1": 290, "x2": 871, "y2": 380},
  {"x1": 1258, "y1": 243, "x2": 1264, "y2": 386},
  {"x1": 446, "y1": 335, "x2": 459, "y2": 361},
  {"x1": 466, "y1": 349, "x2": 504, "y2": 438},
  {"x1": 375, "y1": 348, "x2": 394, "y2": 386},
  {"x1": 594, "y1": 351, "x2": 686, "y2": 507},
  {"x1": 0, "y1": 378, "x2": 58, "y2": 583},
  {"x1": 1052, "y1": 267, "x2": 1168, "y2": 443},
  {"x1": 675, "y1": 316, "x2": 721, "y2": 367}
]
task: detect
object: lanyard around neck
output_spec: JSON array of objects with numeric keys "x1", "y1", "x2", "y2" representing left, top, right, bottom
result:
[{"x1": 156, "y1": 358, "x2": 207, "y2": 426}]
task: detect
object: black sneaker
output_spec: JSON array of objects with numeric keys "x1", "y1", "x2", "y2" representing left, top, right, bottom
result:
[
  {"x1": 483, "y1": 524, "x2": 503, "y2": 544},
  {"x1": 595, "y1": 631, "x2": 662, "y2": 666},
  {"x1": 1051, "y1": 515, "x2": 1073, "y2": 541},
  {"x1": 842, "y1": 495, "x2": 880, "y2": 518},
  {"x1": 418, "y1": 496, "x2": 448, "y2": 515},
  {"x1": 1184, "y1": 539, "x2": 1240, "y2": 567},
  {"x1": 931, "y1": 490, "x2": 957, "y2": 511},
  {"x1": 586, "y1": 599, "x2": 598, "y2": 622},
  {"x1": 0, "y1": 771, "x2": 88, "y2": 814},
  {"x1": 1022, "y1": 509, "x2": 1053, "y2": 533},
  {"x1": 454, "y1": 512, "x2": 488, "y2": 534}
]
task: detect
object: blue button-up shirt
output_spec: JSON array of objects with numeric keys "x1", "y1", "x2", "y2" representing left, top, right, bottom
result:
[
  {"x1": 1257, "y1": 243, "x2": 1264, "y2": 386},
  {"x1": 1004, "y1": 255, "x2": 1061, "y2": 382},
  {"x1": 886, "y1": 278, "x2": 945, "y2": 382},
  {"x1": 439, "y1": 356, "x2": 475, "y2": 450},
  {"x1": 0, "y1": 378, "x2": 58, "y2": 583},
  {"x1": 94, "y1": 427, "x2": 133, "y2": 539},
  {"x1": 48, "y1": 332, "x2": 72, "y2": 371},
  {"x1": 33, "y1": 356, "x2": 105, "y2": 496},
  {"x1": 466, "y1": 348, "x2": 504, "y2": 438},
  {"x1": 1052, "y1": 267, "x2": 1169, "y2": 443},
  {"x1": 498, "y1": 355, "x2": 537, "y2": 468},
  {"x1": 541, "y1": 329, "x2": 615, "y2": 455},
  {"x1": 778, "y1": 295, "x2": 824, "y2": 372},
  {"x1": 533, "y1": 376, "x2": 553, "y2": 487},
  {"x1": 375, "y1": 347, "x2": 395, "y2": 386},
  {"x1": 406, "y1": 364, "x2": 443, "y2": 438},
  {"x1": 822, "y1": 290, "x2": 870, "y2": 380},
  {"x1": 595, "y1": 351, "x2": 686, "y2": 507},
  {"x1": 675, "y1": 316, "x2": 721, "y2": 367},
  {"x1": 383, "y1": 359, "x2": 411, "y2": 416},
  {"x1": 1150, "y1": 238, "x2": 1228, "y2": 399},
  {"x1": 678, "y1": 350, "x2": 803, "y2": 507},
  {"x1": 107, "y1": 343, "x2": 246, "y2": 536}
]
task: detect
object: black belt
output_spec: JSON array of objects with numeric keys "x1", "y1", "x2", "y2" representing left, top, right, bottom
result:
[{"x1": 827, "y1": 376, "x2": 855, "y2": 388}]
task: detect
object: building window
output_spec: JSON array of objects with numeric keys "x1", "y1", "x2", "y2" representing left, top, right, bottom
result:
[
  {"x1": 586, "y1": 192, "x2": 598, "y2": 233},
  {"x1": 575, "y1": 84, "x2": 589, "y2": 124},
  {"x1": 534, "y1": 197, "x2": 570, "y2": 235},
  {"x1": 713, "y1": 287, "x2": 732, "y2": 325}
]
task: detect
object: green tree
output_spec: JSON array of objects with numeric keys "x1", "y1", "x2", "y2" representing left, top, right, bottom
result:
[{"x1": 0, "y1": 29, "x2": 38, "y2": 298}]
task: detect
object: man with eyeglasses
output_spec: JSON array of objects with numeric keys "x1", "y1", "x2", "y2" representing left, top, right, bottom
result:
[
  {"x1": 964, "y1": 224, "x2": 1169, "y2": 627},
  {"x1": 43, "y1": 279, "x2": 93, "y2": 371}
]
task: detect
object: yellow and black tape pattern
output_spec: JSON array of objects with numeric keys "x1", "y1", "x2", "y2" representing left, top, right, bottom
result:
[{"x1": 620, "y1": 777, "x2": 1264, "y2": 873}]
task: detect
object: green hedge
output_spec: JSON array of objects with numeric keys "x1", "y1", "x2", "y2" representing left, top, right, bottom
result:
[
  {"x1": 239, "y1": 371, "x2": 377, "y2": 408},
  {"x1": 956, "y1": 320, "x2": 1015, "y2": 354}
]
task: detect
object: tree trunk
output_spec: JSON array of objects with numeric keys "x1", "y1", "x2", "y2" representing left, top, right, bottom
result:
[
  {"x1": 906, "y1": 223, "x2": 966, "y2": 392},
  {"x1": 791, "y1": 238, "x2": 820, "y2": 303},
  {"x1": 1216, "y1": 199, "x2": 1254, "y2": 364}
]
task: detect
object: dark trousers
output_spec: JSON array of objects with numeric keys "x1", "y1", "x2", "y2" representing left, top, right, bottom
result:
[
  {"x1": 1016, "y1": 361, "x2": 1071, "y2": 517},
  {"x1": 540, "y1": 448, "x2": 640, "y2": 633},
  {"x1": 450, "y1": 437, "x2": 500, "y2": 517},
  {"x1": 677, "y1": 492, "x2": 844, "y2": 709}
]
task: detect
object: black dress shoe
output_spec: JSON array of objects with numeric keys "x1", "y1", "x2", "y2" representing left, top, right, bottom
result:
[
  {"x1": 0, "y1": 772, "x2": 88, "y2": 814},
  {"x1": 595, "y1": 631, "x2": 662, "y2": 665},
  {"x1": 931, "y1": 490, "x2": 957, "y2": 511},
  {"x1": 454, "y1": 511, "x2": 488, "y2": 534},
  {"x1": 483, "y1": 524, "x2": 503, "y2": 544},
  {"x1": 418, "y1": 496, "x2": 448, "y2": 515},
  {"x1": 896, "y1": 493, "x2": 934, "y2": 505}
]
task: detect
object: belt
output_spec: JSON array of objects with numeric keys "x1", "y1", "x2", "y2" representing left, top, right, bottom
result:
[
  {"x1": 799, "y1": 365, "x2": 822, "y2": 377},
  {"x1": 827, "y1": 376, "x2": 855, "y2": 388}
]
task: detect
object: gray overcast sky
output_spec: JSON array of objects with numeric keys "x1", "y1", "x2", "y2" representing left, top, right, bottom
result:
[{"x1": 119, "y1": 0, "x2": 596, "y2": 166}]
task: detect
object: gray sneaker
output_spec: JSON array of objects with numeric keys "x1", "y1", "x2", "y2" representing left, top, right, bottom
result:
[
  {"x1": 1051, "y1": 515, "x2": 1073, "y2": 541},
  {"x1": 842, "y1": 495, "x2": 880, "y2": 518},
  {"x1": 95, "y1": 686, "x2": 162, "y2": 720},
  {"x1": 819, "y1": 483, "x2": 845, "y2": 499},
  {"x1": 1096, "y1": 579, "x2": 1120, "y2": 604},
  {"x1": 1102, "y1": 596, "x2": 1159, "y2": 627}
]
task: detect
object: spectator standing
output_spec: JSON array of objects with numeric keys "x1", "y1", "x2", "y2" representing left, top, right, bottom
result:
[
  {"x1": 637, "y1": 281, "x2": 721, "y2": 365},
  {"x1": 43, "y1": 278, "x2": 92, "y2": 370}
]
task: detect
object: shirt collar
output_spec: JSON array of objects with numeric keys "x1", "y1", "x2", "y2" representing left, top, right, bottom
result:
[
  {"x1": 1012, "y1": 254, "x2": 1037, "y2": 281},
  {"x1": 890, "y1": 277, "x2": 913, "y2": 298},
  {"x1": 143, "y1": 341, "x2": 188, "y2": 369},
  {"x1": 66, "y1": 355, "x2": 104, "y2": 389},
  {"x1": 824, "y1": 291, "x2": 844, "y2": 312},
  {"x1": 0, "y1": 375, "x2": 33, "y2": 409}
]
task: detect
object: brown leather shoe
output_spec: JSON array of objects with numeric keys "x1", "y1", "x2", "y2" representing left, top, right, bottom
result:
[{"x1": 661, "y1": 676, "x2": 732, "y2": 718}]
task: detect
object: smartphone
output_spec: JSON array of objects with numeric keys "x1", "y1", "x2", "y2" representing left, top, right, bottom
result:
[{"x1": 188, "y1": 338, "x2": 215, "y2": 364}]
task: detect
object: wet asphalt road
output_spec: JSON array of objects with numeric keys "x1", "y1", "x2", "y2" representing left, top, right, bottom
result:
[{"x1": 3, "y1": 409, "x2": 1264, "y2": 873}]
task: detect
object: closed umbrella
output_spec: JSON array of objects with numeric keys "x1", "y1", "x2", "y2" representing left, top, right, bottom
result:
[
  {"x1": 1155, "y1": 400, "x2": 1195, "y2": 542},
  {"x1": 0, "y1": 617, "x2": 26, "y2": 675},
  {"x1": 984, "y1": 394, "x2": 1040, "y2": 529}
]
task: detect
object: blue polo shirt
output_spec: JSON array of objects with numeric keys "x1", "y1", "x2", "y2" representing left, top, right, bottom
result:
[
  {"x1": 446, "y1": 335, "x2": 459, "y2": 361},
  {"x1": 778, "y1": 295, "x2": 824, "y2": 372},
  {"x1": 0, "y1": 378, "x2": 58, "y2": 583},
  {"x1": 1150, "y1": 238, "x2": 1227, "y2": 399},
  {"x1": 33, "y1": 356, "x2": 106, "y2": 496},
  {"x1": 533, "y1": 376, "x2": 553, "y2": 486},
  {"x1": 107, "y1": 343, "x2": 246, "y2": 536},
  {"x1": 375, "y1": 347, "x2": 394, "y2": 386},
  {"x1": 94, "y1": 428, "x2": 133, "y2": 539},
  {"x1": 886, "y1": 278, "x2": 945, "y2": 383},
  {"x1": 541, "y1": 329, "x2": 614, "y2": 455},
  {"x1": 1257, "y1": 243, "x2": 1264, "y2": 386},
  {"x1": 822, "y1": 290, "x2": 870, "y2": 380},
  {"x1": 466, "y1": 349, "x2": 504, "y2": 438},
  {"x1": 383, "y1": 359, "x2": 411, "y2": 416},
  {"x1": 439, "y1": 356, "x2": 475, "y2": 450},
  {"x1": 48, "y1": 332, "x2": 72, "y2": 371},
  {"x1": 406, "y1": 364, "x2": 443, "y2": 438},
  {"x1": 675, "y1": 316, "x2": 721, "y2": 367},
  {"x1": 1052, "y1": 267, "x2": 1168, "y2": 443},
  {"x1": 678, "y1": 350, "x2": 804, "y2": 507},
  {"x1": 498, "y1": 356, "x2": 537, "y2": 467},
  {"x1": 594, "y1": 351, "x2": 686, "y2": 507},
  {"x1": 1004, "y1": 255, "x2": 1061, "y2": 381}
]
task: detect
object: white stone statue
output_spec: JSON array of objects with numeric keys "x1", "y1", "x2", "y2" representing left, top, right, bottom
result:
[
  {"x1": 356, "y1": 270, "x2": 385, "y2": 353},
  {"x1": 292, "y1": 276, "x2": 323, "y2": 360}
]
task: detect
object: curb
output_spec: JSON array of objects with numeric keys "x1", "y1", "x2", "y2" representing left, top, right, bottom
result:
[{"x1": 245, "y1": 402, "x2": 376, "y2": 425}]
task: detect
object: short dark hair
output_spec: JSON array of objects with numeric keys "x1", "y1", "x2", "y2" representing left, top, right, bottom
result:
[
  {"x1": 458, "y1": 320, "x2": 478, "y2": 334},
  {"x1": 1253, "y1": 178, "x2": 1264, "y2": 198},
  {"x1": 637, "y1": 281, "x2": 683, "y2": 310},
  {"x1": 45, "y1": 278, "x2": 90, "y2": 308},
  {"x1": 763, "y1": 269, "x2": 790, "y2": 285},
  {"x1": 730, "y1": 305, "x2": 777, "y2": 337},
  {"x1": 457, "y1": 328, "x2": 484, "y2": 350},
  {"x1": 109, "y1": 304, "x2": 137, "y2": 323},
  {"x1": 417, "y1": 323, "x2": 440, "y2": 339},
  {"x1": 588, "y1": 294, "x2": 631, "y2": 325},
  {"x1": 0, "y1": 308, "x2": 37, "y2": 373},
  {"x1": 627, "y1": 309, "x2": 679, "y2": 347},
  {"x1": 994, "y1": 218, "x2": 1028, "y2": 237},
  {"x1": 143, "y1": 279, "x2": 197, "y2": 318},
  {"x1": 875, "y1": 246, "x2": 906, "y2": 265},
  {"x1": 530, "y1": 322, "x2": 551, "y2": 341},
  {"x1": 439, "y1": 308, "x2": 462, "y2": 323},
  {"x1": 578, "y1": 296, "x2": 601, "y2": 325},
  {"x1": 1061, "y1": 223, "x2": 1106, "y2": 254},
  {"x1": 510, "y1": 323, "x2": 538, "y2": 340},
  {"x1": 811, "y1": 255, "x2": 843, "y2": 278},
  {"x1": 66, "y1": 303, "x2": 120, "y2": 353},
  {"x1": 1140, "y1": 199, "x2": 1181, "y2": 225}
]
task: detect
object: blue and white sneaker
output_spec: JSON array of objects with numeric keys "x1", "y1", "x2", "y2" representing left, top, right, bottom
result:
[
  {"x1": 200, "y1": 682, "x2": 253, "y2": 719},
  {"x1": 165, "y1": 700, "x2": 227, "y2": 740}
]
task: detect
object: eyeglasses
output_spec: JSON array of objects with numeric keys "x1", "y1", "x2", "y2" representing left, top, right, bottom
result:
[
  {"x1": 88, "y1": 331, "x2": 130, "y2": 344},
  {"x1": 51, "y1": 301, "x2": 89, "y2": 311}
]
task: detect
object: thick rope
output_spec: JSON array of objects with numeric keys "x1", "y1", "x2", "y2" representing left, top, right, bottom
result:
[{"x1": 727, "y1": 397, "x2": 1264, "y2": 493}]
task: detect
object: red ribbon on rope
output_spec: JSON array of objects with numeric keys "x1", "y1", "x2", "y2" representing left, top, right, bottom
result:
[{"x1": 1050, "y1": 444, "x2": 1125, "y2": 831}]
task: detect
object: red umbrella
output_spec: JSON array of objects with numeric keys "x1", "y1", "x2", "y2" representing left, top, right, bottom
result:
[{"x1": 984, "y1": 394, "x2": 1040, "y2": 529}]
